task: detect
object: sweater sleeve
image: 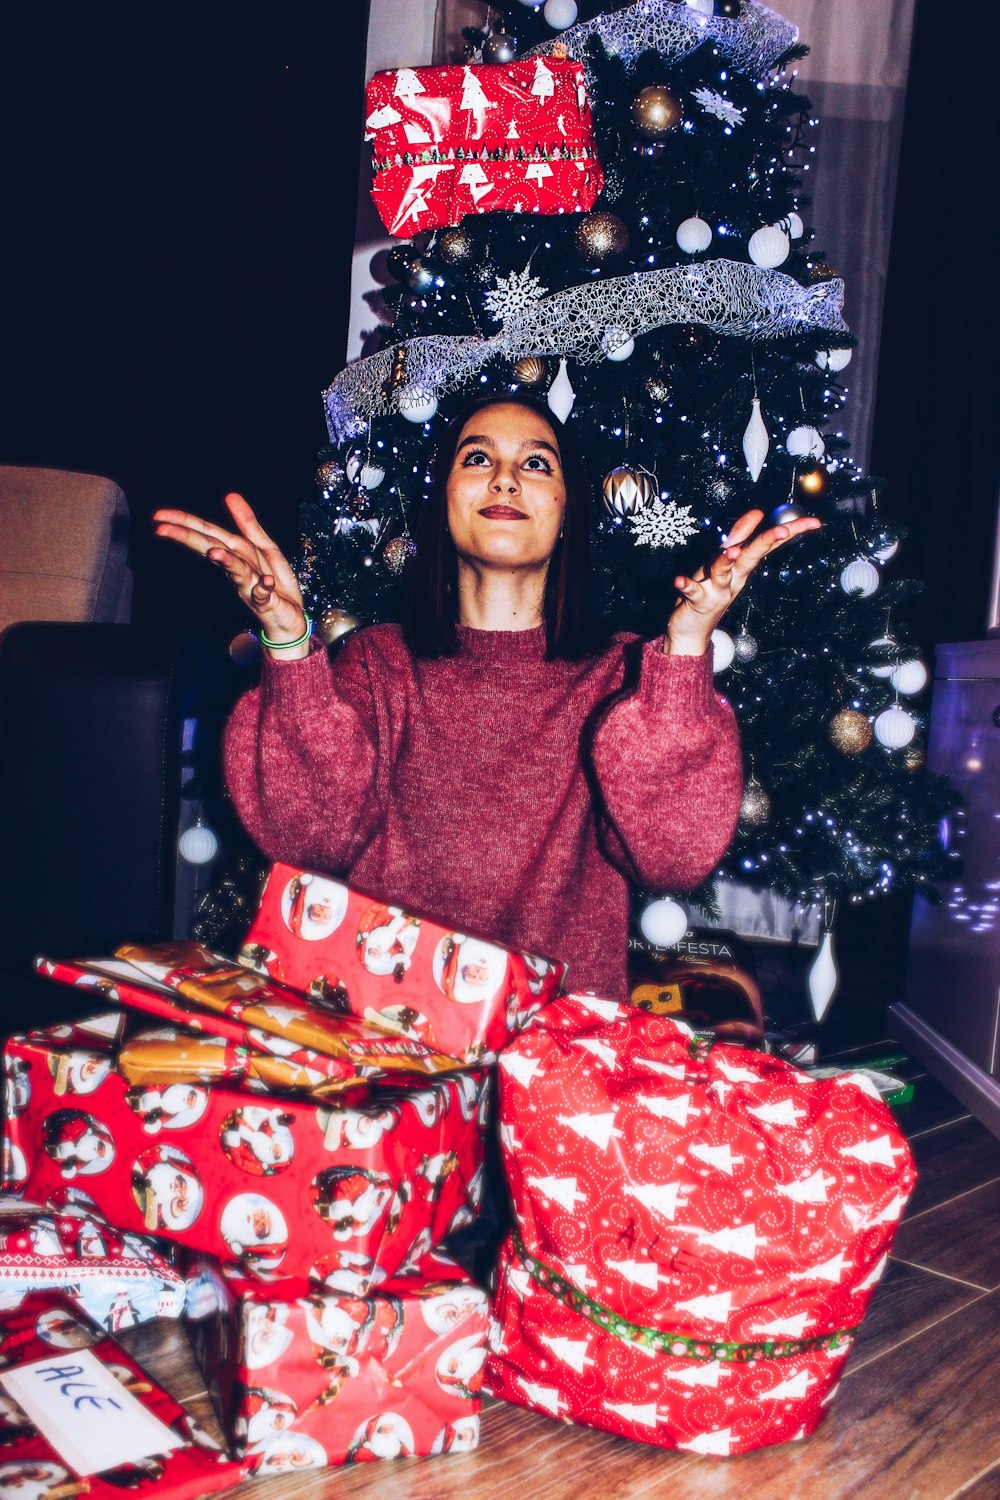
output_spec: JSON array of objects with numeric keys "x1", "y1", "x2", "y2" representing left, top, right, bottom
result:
[
  {"x1": 223, "y1": 633, "x2": 383, "y2": 874},
  {"x1": 589, "y1": 641, "x2": 743, "y2": 891}
]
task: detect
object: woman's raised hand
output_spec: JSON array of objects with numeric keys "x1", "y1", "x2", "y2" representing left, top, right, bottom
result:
[
  {"x1": 665, "y1": 507, "x2": 822, "y2": 657},
  {"x1": 153, "y1": 494, "x2": 308, "y2": 649}
]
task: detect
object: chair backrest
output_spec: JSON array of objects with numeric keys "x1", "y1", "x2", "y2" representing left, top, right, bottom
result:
[{"x1": 0, "y1": 465, "x2": 132, "y2": 633}]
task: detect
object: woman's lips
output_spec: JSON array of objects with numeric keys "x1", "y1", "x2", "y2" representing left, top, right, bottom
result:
[{"x1": 478, "y1": 505, "x2": 527, "y2": 520}]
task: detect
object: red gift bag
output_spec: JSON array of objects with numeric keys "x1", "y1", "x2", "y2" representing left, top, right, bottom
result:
[
  {"x1": 486, "y1": 993, "x2": 917, "y2": 1456},
  {"x1": 365, "y1": 57, "x2": 604, "y2": 235}
]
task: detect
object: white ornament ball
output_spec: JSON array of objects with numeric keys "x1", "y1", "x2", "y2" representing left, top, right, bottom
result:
[
  {"x1": 601, "y1": 327, "x2": 634, "y2": 361},
  {"x1": 839, "y1": 558, "x2": 880, "y2": 597},
  {"x1": 783, "y1": 210, "x2": 804, "y2": 239},
  {"x1": 399, "y1": 388, "x2": 438, "y2": 423},
  {"x1": 874, "y1": 705, "x2": 917, "y2": 749},
  {"x1": 684, "y1": 0, "x2": 715, "y2": 13},
  {"x1": 748, "y1": 224, "x2": 790, "y2": 269},
  {"x1": 178, "y1": 824, "x2": 219, "y2": 866},
  {"x1": 786, "y1": 425, "x2": 825, "y2": 459},
  {"x1": 874, "y1": 537, "x2": 899, "y2": 563},
  {"x1": 676, "y1": 216, "x2": 713, "y2": 254},
  {"x1": 711, "y1": 629, "x2": 736, "y2": 673},
  {"x1": 867, "y1": 636, "x2": 897, "y2": 678},
  {"x1": 359, "y1": 463, "x2": 385, "y2": 490},
  {"x1": 890, "y1": 659, "x2": 928, "y2": 696},
  {"x1": 543, "y1": 0, "x2": 578, "y2": 26},
  {"x1": 816, "y1": 346, "x2": 852, "y2": 373},
  {"x1": 639, "y1": 897, "x2": 689, "y2": 949}
]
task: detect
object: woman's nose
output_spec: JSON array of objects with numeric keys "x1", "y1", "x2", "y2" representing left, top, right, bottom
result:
[{"x1": 491, "y1": 466, "x2": 520, "y2": 493}]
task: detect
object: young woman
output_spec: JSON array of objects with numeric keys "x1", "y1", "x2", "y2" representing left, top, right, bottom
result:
[{"x1": 155, "y1": 393, "x2": 818, "y2": 1000}]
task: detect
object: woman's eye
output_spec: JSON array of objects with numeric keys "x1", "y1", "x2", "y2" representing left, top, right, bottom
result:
[
  {"x1": 523, "y1": 455, "x2": 552, "y2": 472},
  {"x1": 461, "y1": 450, "x2": 490, "y2": 467}
]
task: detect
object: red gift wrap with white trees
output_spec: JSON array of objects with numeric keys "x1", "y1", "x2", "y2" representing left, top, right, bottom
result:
[
  {"x1": 365, "y1": 57, "x2": 604, "y2": 234},
  {"x1": 486, "y1": 994, "x2": 917, "y2": 1456}
]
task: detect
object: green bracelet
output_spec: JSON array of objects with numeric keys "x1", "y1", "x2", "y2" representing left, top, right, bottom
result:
[{"x1": 259, "y1": 614, "x2": 313, "y2": 650}]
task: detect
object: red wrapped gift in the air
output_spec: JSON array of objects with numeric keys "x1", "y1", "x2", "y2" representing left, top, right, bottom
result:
[
  {"x1": 235, "y1": 863, "x2": 565, "y2": 1066},
  {"x1": 3, "y1": 1017, "x2": 488, "y2": 1293},
  {"x1": 186, "y1": 1250, "x2": 489, "y2": 1473},
  {"x1": 0, "y1": 1292, "x2": 244, "y2": 1500},
  {"x1": 365, "y1": 57, "x2": 604, "y2": 235},
  {"x1": 485, "y1": 994, "x2": 917, "y2": 1457}
]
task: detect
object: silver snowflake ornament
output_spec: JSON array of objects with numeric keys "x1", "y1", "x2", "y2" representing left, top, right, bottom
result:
[
  {"x1": 691, "y1": 86, "x2": 745, "y2": 128},
  {"x1": 629, "y1": 499, "x2": 700, "y2": 550},
  {"x1": 484, "y1": 266, "x2": 550, "y2": 324}
]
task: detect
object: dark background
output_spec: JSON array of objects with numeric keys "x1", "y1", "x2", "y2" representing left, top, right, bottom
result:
[{"x1": 2, "y1": 1, "x2": 372, "y2": 638}]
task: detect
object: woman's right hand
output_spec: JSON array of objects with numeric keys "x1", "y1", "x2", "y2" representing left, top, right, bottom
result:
[{"x1": 154, "y1": 493, "x2": 309, "y2": 654}]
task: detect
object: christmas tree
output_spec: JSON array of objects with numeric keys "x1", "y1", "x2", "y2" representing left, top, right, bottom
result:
[{"x1": 297, "y1": 0, "x2": 954, "y2": 969}]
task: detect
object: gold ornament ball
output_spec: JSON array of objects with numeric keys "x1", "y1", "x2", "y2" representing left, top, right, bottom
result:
[
  {"x1": 438, "y1": 227, "x2": 477, "y2": 265},
  {"x1": 382, "y1": 536, "x2": 416, "y2": 576},
  {"x1": 512, "y1": 355, "x2": 548, "y2": 388},
  {"x1": 228, "y1": 631, "x2": 261, "y2": 668},
  {"x1": 315, "y1": 460, "x2": 344, "y2": 492},
  {"x1": 739, "y1": 779, "x2": 771, "y2": 825},
  {"x1": 631, "y1": 85, "x2": 683, "y2": 141},
  {"x1": 602, "y1": 465, "x2": 656, "y2": 517},
  {"x1": 319, "y1": 608, "x2": 361, "y2": 645},
  {"x1": 829, "y1": 708, "x2": 873, "y2": 755},
  {"x1": 794, "y1": 465, "x2": 829, "y2": 501},
  {"x1": 575, "y1": 211, "x2": 630, "y2": 266}
]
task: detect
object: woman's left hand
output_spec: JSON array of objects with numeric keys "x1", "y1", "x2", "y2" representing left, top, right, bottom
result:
[{"x1": 665, "y1": 508, "x2": 822, "y2": 656}]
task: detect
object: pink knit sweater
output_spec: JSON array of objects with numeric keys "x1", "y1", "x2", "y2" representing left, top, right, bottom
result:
[{"x1": 223, "y1": 623, "x2": 742, "y2": 1001}]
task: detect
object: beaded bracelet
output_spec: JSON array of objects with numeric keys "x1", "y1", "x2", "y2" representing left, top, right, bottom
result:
[{"x1": 259, "y1": 614, "x2": 313, "y2": 651}]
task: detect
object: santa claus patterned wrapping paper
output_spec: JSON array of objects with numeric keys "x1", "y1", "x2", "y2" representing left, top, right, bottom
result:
[
  {"x1": 235, "y1": 863, "x2": 565, "y2": 1066},
  {"x1": 0, "y1": 1200, "x2": 184, "y2": 1333},
  {"x1": 366, "y1": 57, "x2": 604, "y2": 235},
  {"x1": 0, "y1": 1292, "x2": 244, "y2": 1500},
  {"x1": 485, "y1": 994, "x2": 917, "y2": 1457},
  {"x1": 36, "y1": 951, "x2": 459, "y2": 1094},
  {"x1": 3, "y1": 1019, "x2": 488, "y2": 1295},
  {"x1": 185, "y1": 1249, "x2": 488, "y2": 1473}
]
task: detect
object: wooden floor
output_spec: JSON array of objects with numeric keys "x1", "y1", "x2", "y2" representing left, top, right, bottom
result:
[{"x1": 121, "y1": 1041, "x2": 1000, "y2": 1500}]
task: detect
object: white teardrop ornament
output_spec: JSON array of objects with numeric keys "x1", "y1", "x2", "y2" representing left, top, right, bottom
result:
[
  {"x1": 742, "y1": 398, "x2": 769, "y2": 482},
  {"x1": 547, "y1": 358, "x2": 576, "y2": 423},
  {"x1": 808, "y1": 930, "x2": 838, "y2": 1022}
]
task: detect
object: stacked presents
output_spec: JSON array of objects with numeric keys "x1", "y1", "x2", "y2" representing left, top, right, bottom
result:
[{"x1": 0, "y1": 861, "x2": 917, "y2": 1494}]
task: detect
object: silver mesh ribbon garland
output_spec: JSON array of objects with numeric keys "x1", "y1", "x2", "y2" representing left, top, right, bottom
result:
[
  {"x1": 524, "y1": 0, "x2": 799, "y2": 84},
  {"x1": 324, "y1": 260, "x2": 845, "y2": 442}
]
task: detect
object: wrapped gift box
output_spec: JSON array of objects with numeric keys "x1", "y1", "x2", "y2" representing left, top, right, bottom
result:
[
  {"x1": 36, "y1": 951, "x2": 459, "y2": 1093},
  {"x1": 365, "y1": 57, "x2": 603, "y2": 235},
  {"x1": 0, "y1": 1291, "x2": 244, "y2": 1500},
  {"x1": 235, "y1": 863, "x2": 565, "y2": 1066},
  {"x1": 485, "y1": 994, "x2": 917, "y2": 1456},
  {"x1": 0, "y1": 1200, "x2": 184, "y2": 1331},
  {"x1": 3, "y1": 1018, "x2": 488, "y2": 1293},
  {"x1": 186, "y1": 1250, "x2": 489, "y2": 1472}
]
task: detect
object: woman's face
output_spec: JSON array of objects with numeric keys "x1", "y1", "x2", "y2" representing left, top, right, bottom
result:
[{"x1": 446, "y1": 403, "x2": 567, "y2": 574}]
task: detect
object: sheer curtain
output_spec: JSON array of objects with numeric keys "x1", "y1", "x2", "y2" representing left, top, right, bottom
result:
[{"x1": 430, "y1": 0, "x2": 916, "y2": 467}]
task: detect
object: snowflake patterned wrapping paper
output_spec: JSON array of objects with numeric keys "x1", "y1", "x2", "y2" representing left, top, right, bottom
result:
[
  {"x1": 485, "y1": 994, "x2": 917, "y2": 1457},
  {"x1": 365, "y1": 58, "x2": 604, "y2": 235},
  {"x1": 0, "y1": 1292, "x2": 245, "y2": 1500},
  {"x1": 0, "y1": 1200, "x2": 184, "y2": 1332},
  {"x1": 3, "y1": 1019, "x2": 488, "y2": 1295},
  {"x1": 185, "y1": 1251, "x2": 488, "y2": 1473},
  {"x1": 234, "y1": 863, "x2": 565, "y2": 1066}
]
